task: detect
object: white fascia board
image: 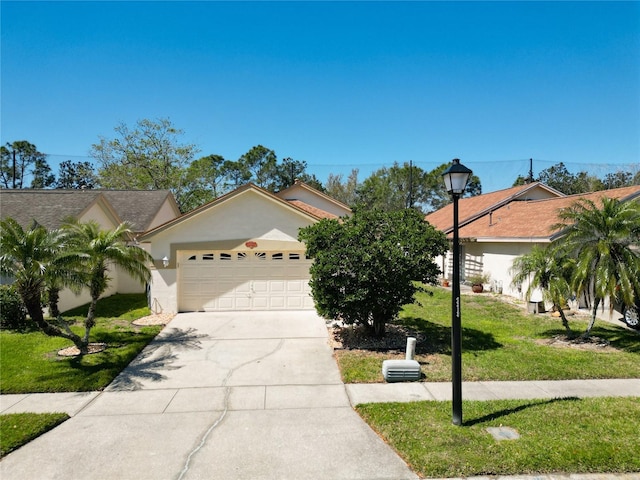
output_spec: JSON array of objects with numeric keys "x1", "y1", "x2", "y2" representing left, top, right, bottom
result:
[{"x1": 474, "y1": 237, "x2": 552, "y2": 243}]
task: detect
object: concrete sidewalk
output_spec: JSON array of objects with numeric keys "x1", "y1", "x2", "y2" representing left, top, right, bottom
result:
[{"x1": 3, "y1": 379, "x2": 640, "y2": 418}]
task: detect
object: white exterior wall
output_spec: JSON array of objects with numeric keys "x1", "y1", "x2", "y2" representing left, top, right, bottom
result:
[
  {"x1": 147, "y1": 198, "x2": 180, "y2": 230},
  {"x1": 79, "y1": 203, "x2": 118, "y2": 230},
  {"x1": 145, "y1": 191, "x2": 317, "y2": 313},
  {"x1": 149, "y1": 269, "x2": 178, "y2": 313},
  {"x1": 439, "y1": 240, "x2": 547, "y2": 301},
  {"x1": 478, "y1": 241, "x2": 542, "y2": 298},
  {"x1": 114, "y1": 264, "x2": 147, "y2": 294}
]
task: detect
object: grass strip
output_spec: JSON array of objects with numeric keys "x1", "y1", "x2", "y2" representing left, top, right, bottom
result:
[
  {"x1": 1, "y1": 413, "x2": 69, "y2": 457},
  {"x1": 336, "y1": 288, "x2": 640, "y2": 383},
  {"x1": 357, "y1": 397, "x2": 640, "y2": 478}
]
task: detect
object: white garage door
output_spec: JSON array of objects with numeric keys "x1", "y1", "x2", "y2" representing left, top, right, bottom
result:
[{"x1": 178, "y1": 250, "x2": 314, "y2": 311}]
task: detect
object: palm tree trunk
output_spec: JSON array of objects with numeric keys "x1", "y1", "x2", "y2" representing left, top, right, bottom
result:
[
  {"x1": 584, "y1": 297, "x2": 600, "y2": 338},
  {"x1": 47, "y1": 287, "x2": 61, "y2": 318},
  {"x1": 22, "y1": 291, "x2": 85, "y2": 351},
  {"x1": 82, "y1": 294, "x2": 99, "y2": 347},
  {"x1": 555, "y1": 304, "x2": 572, "y2": 334}
]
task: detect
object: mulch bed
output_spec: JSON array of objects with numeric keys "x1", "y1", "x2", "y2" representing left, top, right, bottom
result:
[
  {"x1": 132, "y1": 313, "x2": 175, "y2": 326},
  {"x1": 57, "y1": 342, "x2": 107, "y2": 357}
]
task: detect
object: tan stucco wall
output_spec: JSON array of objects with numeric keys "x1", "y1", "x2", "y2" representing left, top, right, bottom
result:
[
  {"x1": 144, "y1": 190, "x2": 318, "y2": 313},
  {"x1": 147, "y1": 198, "x2": 181, "y2": 231}
]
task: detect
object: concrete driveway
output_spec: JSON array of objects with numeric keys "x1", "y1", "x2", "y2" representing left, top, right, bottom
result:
[{"x1": 1, "y1": 311, "x2": 418, "y2": 480}]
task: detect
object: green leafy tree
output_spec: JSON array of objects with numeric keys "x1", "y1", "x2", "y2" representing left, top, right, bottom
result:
[
  {"x1": 510, "y1": 244, "x2": 576, "y2": 333},
  {"x1": 424, "y1": 163, "x2": 482, "y2": 212},
  {"x1": 536, "y1": 162, "x2": 602, "y2": 195},
  {"x1": 0, "y1": 141, "x2": 54, "y2": 189},
  {"x1": 31, "y1": 157, "x2": 56, "y2": 189},
  {"x1": 0, "y1": 218, "x2": 85, "y2": 347},
  {"x1": 181, "y1": 154, "x2": 227, "y2": 211},
  {"x1": 602, "y1": 171, "x2": 638, "y2": 190},
  {"x1": 358, "y1": 162, "x2": 430, "y2": 212},
  {"x1": 325, "y1": 169, "x2": 360, "y2": 207},
  {"x1": 299, "y1": 208, "x2": 448, "y2": 337},
  {"x1": 553, "y1": 197, "x2": 640, "y2": 336},
  {"x1": 90, "y1": 118, "x2": 198, "y2": 210},
  {"x1": 63, "y1": 220, "x2": 153, "y2": 349},
  {"x1": 239, "y1": 145, "x2": 277, "y2": 190},
  {"x1": 222, "y1": 159, "x2": 252, "y2": 190},
  {"x1": 55, "y1": 160, "x2": 97, "y2": 189},
  {"x1": 272, "y1": 157, "x2": 324, "y2": 192}
]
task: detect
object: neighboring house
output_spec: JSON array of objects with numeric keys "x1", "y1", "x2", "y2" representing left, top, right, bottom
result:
[
  {"x1": 425, "y1": 182, "x2": 640, "y2": 300},
  {"x1": 139, "y1": 182, "x2": 352, "y2": 314},
  {"x1": 0, "y1": 189, "x2": 181, "y2": 312}
]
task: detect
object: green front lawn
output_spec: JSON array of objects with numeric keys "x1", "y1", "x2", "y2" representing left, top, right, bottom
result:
[
  {"x1": 358, "y1": 397, "x2": 640, "y2": 477},
  {"x1": 336, "y1": 288, "x2": 640, "y2": 383},
  {"x1": 0, "y1": 413, "x2": 69, "y2": 457},
  {"x1": 0, "y1": 294, "x2": 163, "y2": 393}
]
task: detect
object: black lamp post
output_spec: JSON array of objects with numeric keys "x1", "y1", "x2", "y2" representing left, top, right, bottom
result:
[{"x1": 442, "y1": 158, "x2": 472, "y2": 426}]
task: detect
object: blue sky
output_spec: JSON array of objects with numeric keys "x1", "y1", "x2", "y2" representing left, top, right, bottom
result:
[{"x1": 2, "y1": 1, "x2": 639, "y2": 193}]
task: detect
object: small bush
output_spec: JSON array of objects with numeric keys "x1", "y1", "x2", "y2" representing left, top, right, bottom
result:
[{"x1": 0, "y1": 285, "x2": 28, "y2": 331}]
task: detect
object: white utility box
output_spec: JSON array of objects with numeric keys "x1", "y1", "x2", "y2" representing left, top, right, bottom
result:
[{"x1": 382, "y1": 359, "x2": 421, "y2": 382}]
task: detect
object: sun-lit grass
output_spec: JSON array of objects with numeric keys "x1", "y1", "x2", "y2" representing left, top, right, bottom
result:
[
  {"x1": 357, "y1": 397, "x2": 640, "y2": 477},
  {"x1": 0, "y1": 413, "x2": 69, "y2": 457},
  {"x1": 0, "y1": 294, "x2": 162, "y2": 393},
  {"x1": 336, "y1": 287, "x2": 640, "y2": 383}
]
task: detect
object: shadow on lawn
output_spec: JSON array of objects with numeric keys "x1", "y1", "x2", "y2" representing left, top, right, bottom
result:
[
  {"x1": 400, "y1": 317, "x2": 502, "y2": 354},
  {"x1": 106, "y1": 327, "x2": 209, "y2": 391},
  {"x1": 538, "y1": 324, "x2": 640, "y2": 354},
  {"x1": 463, "y1": 396, "x2": 580, "y2": 427}
]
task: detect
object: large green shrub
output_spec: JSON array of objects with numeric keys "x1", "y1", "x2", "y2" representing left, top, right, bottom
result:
[
  {"x1": 299, "y1": 208, "x2": 448, "y2": 337},
  {"x1": 0, "y1": 284, "x2": 28, "y2": 330}
]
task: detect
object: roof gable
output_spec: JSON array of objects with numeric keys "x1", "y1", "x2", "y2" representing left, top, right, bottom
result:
[
  {"x1": 139, "y1": 183, "x2": 323, "y2": 241},
  {"x1": 100, "y1": 190, "x2": 180, "y2": 232},
  {"x1": 275, "y1": 180, "x2": 352, "y2": 218}
]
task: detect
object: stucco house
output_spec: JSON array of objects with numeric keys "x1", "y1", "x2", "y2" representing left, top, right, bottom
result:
[
  {"x1": 139, "y1": 181, "x2": 351, "y2": 314},
  {"x1": 425, "y1": 182, "x2": 640, "y2": 301},
  {"x1": 0, "y1": 189, "x2": 180, "y2": 312}
]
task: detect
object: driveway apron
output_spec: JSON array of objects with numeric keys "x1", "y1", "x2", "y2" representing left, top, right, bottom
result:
[{"x1": 1, "y1": 311, "x2": 418, "y2": 480}]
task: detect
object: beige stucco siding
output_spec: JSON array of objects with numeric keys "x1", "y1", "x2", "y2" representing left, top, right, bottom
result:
[
  {"x1": 147, "y1": 198, "x2": 181, "y2": 231},
  {"x1": 144, "y1": 189, "x2": 318, "y2": 313}
]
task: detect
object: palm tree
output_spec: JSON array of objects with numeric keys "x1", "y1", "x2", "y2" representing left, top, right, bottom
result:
[
  {"x1": 63, "y1": 220, "x2": 153, "y2": 351},
  {"x1": 553, "y1": 197, "x2": 640, "y2": 336},
  {"x1": 0, "y1": 218, "x2": 84, "y2": 346},
  {"x1": 511, "y1": 244, "x2": 575, "y2": 333}
]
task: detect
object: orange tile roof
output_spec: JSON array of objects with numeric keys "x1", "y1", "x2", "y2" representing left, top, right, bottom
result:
[
  {"x1": 425, "y1": 182, "x2": 563, "y2": 233},
  {"x1": 427, "y1": 184, "x2": 640, "y2": 241},
  {"x1": 286, "y1": 200, "x2": 338, "y2": 219}
]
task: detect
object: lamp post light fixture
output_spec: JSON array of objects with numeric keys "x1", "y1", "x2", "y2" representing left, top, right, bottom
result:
[{"x1": 442, "y1": 158, "x2": 472, "y2": 426}]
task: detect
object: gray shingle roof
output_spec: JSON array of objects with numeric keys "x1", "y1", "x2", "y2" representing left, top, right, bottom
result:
[
  {"x1": 100, "y1": 190, "x2": 175, "y2": 232},
  {"x1": 0, "y1": 189, "x2": 175, "y2": 233}
]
